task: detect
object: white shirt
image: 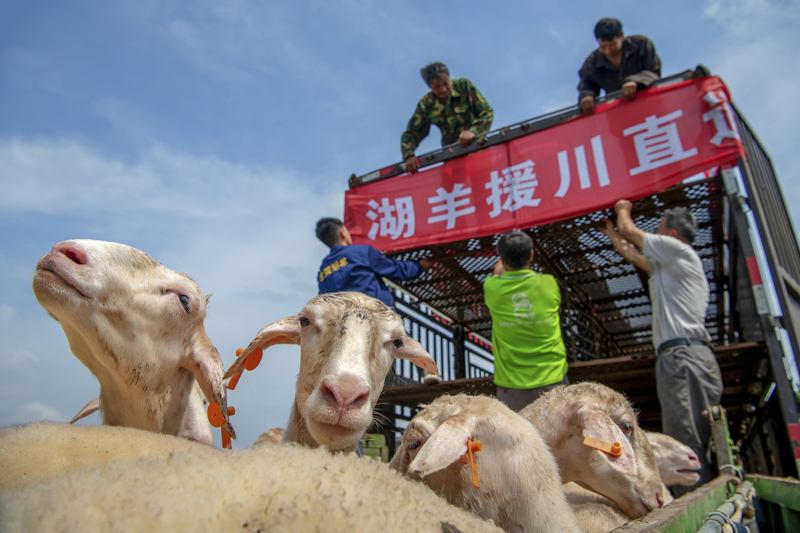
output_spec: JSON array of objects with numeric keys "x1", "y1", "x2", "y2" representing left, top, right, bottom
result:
[{"x1": 643, "y1": 233, "x2": 711, "y2": 349}]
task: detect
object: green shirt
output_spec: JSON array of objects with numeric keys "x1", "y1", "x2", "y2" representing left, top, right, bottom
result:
[
  {"x1": 483, "y1": 270, "x2": 567, "y2": 389},
  {"x1": 400, "y1": 77, "x2": 494, "y2": 160}
]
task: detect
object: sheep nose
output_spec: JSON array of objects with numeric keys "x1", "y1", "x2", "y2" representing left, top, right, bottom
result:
[
  {"x1": 320, "y1": 378, "x2": 370, "y2": 411},
  {"x1": 688, "y1": 452, "x2": 699, "y2": 461}
]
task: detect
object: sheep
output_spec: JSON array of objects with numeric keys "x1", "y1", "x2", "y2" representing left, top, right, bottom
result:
[
  {"x1": 224, "y1": 291, "x2": 439, "y2": 453},
  {"x1": 390, "y1": 394, "x2": 582, "y2": 533},
  {"x1": 0, "y1": 422, "x2": 207, "y2": 491},
  {"x1": 31, "y1": 239, "x2": 234, "y2": 445},
  {"x1": 562, "y1": 432, "x2": 703, "y2": 532},
  {"x1": 252, "y1": 427, "x2": 285, "y2": 448},
  {"x1": 645, "y1": 431, "x2": 702, "y2": 488},
  {"x1": 519, "y1": 382, "x2": 665, "y2": 519},
  {"x1": 0, "y1": 429, "x2": 503, "y2": 533}
]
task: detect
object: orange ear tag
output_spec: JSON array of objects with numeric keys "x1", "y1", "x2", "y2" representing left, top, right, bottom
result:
[
  {"x1": 583, "y1": 436, "x2": 622, "y2": 456},
  {"x1": 244, "y1": 347, "x2": 263, "y2": 371},
  {"x1": 207, "y1": 403, "x2": 236, "y2": 449},
  {"x1": 459, "y1": 439, "x2": 483, "y2": 488},
  {"x1": 227, "y1": 348, "x2": 246, "y2": 390}
]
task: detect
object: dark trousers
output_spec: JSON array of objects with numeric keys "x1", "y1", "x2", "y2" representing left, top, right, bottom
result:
[
  {"x1": 496, "y1": 375, "x2": 570, "y2": 412},
  {"x1": 656, "y1": 344, "x2": 723, "y2": 493}
]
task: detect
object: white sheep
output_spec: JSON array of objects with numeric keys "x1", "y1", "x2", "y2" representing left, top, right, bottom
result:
[
  {"x1": 251, "y1": 427, "x2": 285, "y2": 448},
  {"x1": 31, "y1": 239, "x2": 234, "y2": 444},
  {"x1": 390, "y1": 394, "x2": 582, "y2": 533},
  {"x1": 0, "y1": 422, "x2": 206, "y2": 491},
  {"x1": 224, "y1": 291, "x2": 439, "y2": 453},
  {"x1": 0, "y1": 427, "x2": 502, "y2": 533},
  {"x1": 562, "y1": 432, "x2": 703, "y2": 532},
  {"x1": 519, "y1": 382, "x2": 665, "y2": 519},
  {"x1": 645, "y1": 431, "x2": 702, "y2": 488}
]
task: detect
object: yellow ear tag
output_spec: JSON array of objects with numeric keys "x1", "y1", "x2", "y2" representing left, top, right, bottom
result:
[
  {"x1": 583, "y1": 436, "x2": 622, "y2": 456},
  {"x1": 459, "y1": 439, "x2": 483, "y2": 488}
]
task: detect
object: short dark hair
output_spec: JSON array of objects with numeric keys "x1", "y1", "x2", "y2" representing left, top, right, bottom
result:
[
  {"x1": 594, "y1": 18, "x2": 623, "y2": 41},
  {"x1": 420, "y1": 62, "x2": 449, "y2": 86},
  {"x1": 663, "y1": 207, "x2": 698, "y2": 243},
  {"x1": 316, "y1": 217, "x2": 344, "y2": 247},
  {"x1": 496, "y1": 230, "x2": 533, "y2": 269}
]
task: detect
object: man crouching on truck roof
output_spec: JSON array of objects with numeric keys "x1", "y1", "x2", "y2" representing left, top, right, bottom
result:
[
  {"x1": 401, "y1": 62, "x2": 493, "y2": 174},
  {"x1": 578, "y1": 17, "x2": 661, "y2": 115},
  {"x1": 599, "y1": 199, "x2": 723, "y2": 494}
]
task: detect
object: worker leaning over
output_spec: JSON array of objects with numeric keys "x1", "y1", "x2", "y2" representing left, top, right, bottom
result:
[
  {"x1": 401, "y1": 61, "x2": 493, "y2": 173},
  {"x1": 578, "y1": 17, "x2": 661, "y2": 115}
]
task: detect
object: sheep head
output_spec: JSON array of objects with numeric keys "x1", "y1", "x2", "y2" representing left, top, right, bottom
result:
[
  {"x1": 645, "y1": 431, "x2": 701, "y2": 486},
  {"x1": 32, "y1": 239, "x2": 233, "y2": 444},
  {"x1": 224, "y1": 292, "x2": 438, "y2": 452},
  {"x1": 520, "y1": 382, "x2": 664, "y2": 519},
  {"x1": 390, "y1": 394, "x2": 580, "y2": 533}
]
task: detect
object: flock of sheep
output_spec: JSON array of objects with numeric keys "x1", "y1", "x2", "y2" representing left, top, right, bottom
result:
[{"x1": 0, "y1": 239, "x2": 703, "y2": 532}]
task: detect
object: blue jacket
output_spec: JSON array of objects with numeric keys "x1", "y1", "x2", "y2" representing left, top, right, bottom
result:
[{"x1": 318, "y1": 244, "x2": 423, "y2": 306}]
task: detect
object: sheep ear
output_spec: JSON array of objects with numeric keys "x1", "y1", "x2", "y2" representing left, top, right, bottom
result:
[
  {"x1": 223, "y1": 316, "x2": 301, "y2": 379},
  {"x1": 69, "y1": 397, "x2": 100, "y2": 424},
  {"x1": 578, "y1": 407, "x2": 637, "y2": 476},
  {"x1": 408, "y1": 415, "x2": 472, "y2": 478},
  {"x1": 183, "y1": 329, "x2": 236, "y2": 440},
  {"x1": 396, "y1": 337, "x2": 439, "y2": 375}
]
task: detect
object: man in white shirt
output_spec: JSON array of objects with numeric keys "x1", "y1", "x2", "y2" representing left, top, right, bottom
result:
[{"x1": 600, "y1": 199, "x2": 723, "y2": 492}]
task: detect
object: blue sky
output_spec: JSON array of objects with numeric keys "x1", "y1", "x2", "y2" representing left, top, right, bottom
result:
[{"x1": 2, "y1": 0, "x2": 799, "y2": 448}]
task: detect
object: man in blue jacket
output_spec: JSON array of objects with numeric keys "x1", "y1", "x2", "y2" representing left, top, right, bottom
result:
[{"x1": 315, "y1": 217, "x2": 432, "y2": 307}]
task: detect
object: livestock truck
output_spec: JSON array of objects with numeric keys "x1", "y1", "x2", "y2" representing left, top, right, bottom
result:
[{"x1": 346, "y1": 67, "x2": 800, "y2": 531}]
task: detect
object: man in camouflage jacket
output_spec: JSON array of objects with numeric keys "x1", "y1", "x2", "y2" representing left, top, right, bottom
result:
[{"x1": 401, "y1": 62, "x2": 493, "y2": 173}]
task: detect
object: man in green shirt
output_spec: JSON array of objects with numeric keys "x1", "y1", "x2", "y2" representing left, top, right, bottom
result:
[
  {"x1": 483, "y1": 230, "x2": 569, "y2": 411},
  {"x1": 401, "y1": 62, "x2": 493, "y2": 173}
]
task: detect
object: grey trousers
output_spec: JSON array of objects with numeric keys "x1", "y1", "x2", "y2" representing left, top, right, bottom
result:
[
  {"x1": 496, "y1": 375, "x2": 570, "y2": 412},
  {"x1": 656, "y1": 344, "x2": 723, "y2": 492}
]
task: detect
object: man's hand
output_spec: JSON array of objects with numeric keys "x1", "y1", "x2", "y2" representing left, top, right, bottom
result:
[
  {"x1": 492, "y1": 258, "x2": 507, "y2": 277},
  {"x1": 419, "y1": 259, "x2": 433, "y2": 271},
  {"x1": 598, "y1": 218, "x2": 615, "y2": 236},
  {"x1": 405, "y1": 155, "x2": 419, "y2": 174},
  {"x1": 614, "y1": 199, "x2": 633, "y2": 214},
  {"x1": 458, "y1": 130, "x2": 476, "y2": 146},
  {"x1": 622, "y1": 81, "x2": 637, "y2": 101},
  {"x1": 579, "y1": 95, "x2": 595, "y2": 115}
]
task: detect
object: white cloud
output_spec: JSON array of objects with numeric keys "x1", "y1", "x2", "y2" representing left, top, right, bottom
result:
[
  {"x1": 0, "y1": 304, "x2": 16, "y2": 328},
  {"x1": 14, "y1": 402, "x2": 65, "y2": 423}
]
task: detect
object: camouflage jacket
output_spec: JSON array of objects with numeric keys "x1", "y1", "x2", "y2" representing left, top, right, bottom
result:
[{"x1": 401, "y1": 78, "x2": 493, "y2": 160}]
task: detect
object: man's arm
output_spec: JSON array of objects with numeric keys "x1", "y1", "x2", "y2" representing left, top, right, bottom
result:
[
  {"x1": 614, "y1": 199, "x2": 647, "y2": 249},
  {"x1": 578, "y1": 54, "x2": 601, "y2": 114},
  {"x1": 401, "y1": 100, "x2": 432, "y2": 172},
  {"x1": 465, "y1": 80, "x2": 493, "y2": 135},
  {"x1": 368, "y1": 246, "x2": 428, "y2": 281},
  {"x1": 492, "y1": 258, "x2": 507, "y2": 277},
  {"x1": 599, "y1": 218, "x2": 649, "y2": 272},
  {"x1": 623, "y1": 36, "x2": 661, "y2": 88}
]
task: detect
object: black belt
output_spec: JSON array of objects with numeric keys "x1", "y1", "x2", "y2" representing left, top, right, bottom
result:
[{"x1": 657, "y1": 337, "x2": 711, "y2": 356}]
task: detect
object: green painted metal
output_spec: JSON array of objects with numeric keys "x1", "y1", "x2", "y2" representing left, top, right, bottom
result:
[
  {"x1": 747, "y1": 473, "x2": 800, "y2": 531},
  {"x1": 748, "y1": 474, "x2": 800, "y2": 511},
  {"x1": 611, "y1": 476, "x2": 738, "y2": 532}
]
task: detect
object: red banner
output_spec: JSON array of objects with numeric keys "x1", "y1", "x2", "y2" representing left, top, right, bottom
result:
[{"x1": 345, "y1": 76, "x2": 744, "y2": 251}]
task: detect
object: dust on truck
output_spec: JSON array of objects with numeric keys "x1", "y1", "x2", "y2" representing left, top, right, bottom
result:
[{"x1": 346, "y1": 67, "x2": 800, "y2": 531}]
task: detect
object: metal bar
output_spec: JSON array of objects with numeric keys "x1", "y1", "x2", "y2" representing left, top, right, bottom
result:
[
  {"x1": 611, "y1": 475, "x2": 738, "y2": 532},
  {"x1": 350, "y1": 69, "x2": 702, "y2": 187}
]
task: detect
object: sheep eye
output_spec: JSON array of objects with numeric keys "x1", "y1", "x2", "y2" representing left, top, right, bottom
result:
[
  {"x1": 179, "y1": 295, "x2": 191, "y2": 313},
  {"x1": 298, "y1": 317, "x2": 310, "y2": 327},
  {"x1": 406, "y1": 440, "x2": 421, "y2": 450},
  {"x1": 393, "y1": 339, "x2": 404, "y2": 349}
]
